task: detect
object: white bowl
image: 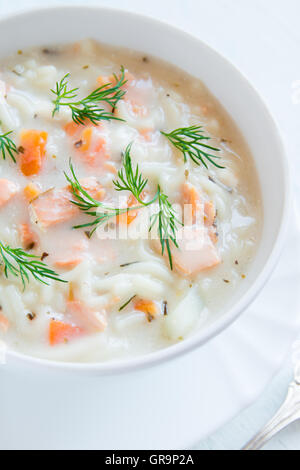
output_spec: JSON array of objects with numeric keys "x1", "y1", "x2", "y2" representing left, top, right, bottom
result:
[{"x1": 1, "y1": 6, "x2": 290, "y2": 376}]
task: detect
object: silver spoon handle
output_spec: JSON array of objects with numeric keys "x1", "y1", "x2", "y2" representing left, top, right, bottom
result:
[{"x1": 242, "y1": 381, "x2": 300, "y2": 450}]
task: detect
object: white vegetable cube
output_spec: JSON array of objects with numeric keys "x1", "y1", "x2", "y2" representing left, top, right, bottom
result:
[{"x1": 163, "y1": 288, "x2": 204, "y2": 340}]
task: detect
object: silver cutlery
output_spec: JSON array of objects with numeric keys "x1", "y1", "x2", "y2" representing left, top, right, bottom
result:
[{"x1": 243, "y1": 358, "x2": 300, "y2": 450}]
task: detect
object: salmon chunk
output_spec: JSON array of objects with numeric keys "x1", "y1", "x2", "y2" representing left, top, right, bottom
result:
[
  {"x1": 30, "y1": 188, "x2": 78, "y2": 229},
  {"x1": 78, "y1": 177, "x2": 106, "y2": 201},
  {"x1": 0, "y1": 179, "x2": 19, "y2": 207},
  {"x1": 19, "y1": 223, "x2": 39, "y2": 250},
  {"x1": 66, "y1": 300, "x2": 107, "y2": 333},
  {"x1": 172, "y1": 226, "x2": 221, "y2": 276},
  {"x1": 19, "y1": 130, "x2": 48, "y2": 176},
  {"x1": 152, "y1": 182, "x2": 220, "y2": 274},
  {"x1": 54, "y1": 256, "x2": 83, "y2": 270},
  {"x1": 79, "y1": 128, "x2": 109, "y2": 168},
  {"x1": 64, "y1": 121, "x2": 83, "y2": 137},
  {"x1": 54, "y1": 239, "x2": 88, "y2": 270},
  {"x1": 0, "y1": 313, "x2": 9, "y2": 333},
  {"x1": 152, "y1": 225, "x2": 220, "y2": 276},
  {"x1": 65, "y1": 122, "x2": 110, "y2": 168},
  {"x1": 97, "y1": 70, "x2": 134, "y2": 91},
  {"x1": 204, "y1": 200, "x2": 216, "y2": 227}
]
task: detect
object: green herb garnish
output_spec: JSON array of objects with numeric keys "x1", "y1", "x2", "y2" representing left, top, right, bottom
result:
[
  {"x1": 119, "y1": 295, "x2": 136, "y2": 311},
  {"x1": 65, "y1": 144, "x2": 182, "y2": 269},
  {"x1": 113, "y1": 143, "x2": 149, "y2": 204},
  {"x1": 51, "y1": 67, "x2": 127, "y2": 125},
  {"x1": 149, "y1": 188, "x2": 181, "y2": 270},
  {"x1": 161, "y1": 125, "x2": 224, "y2": 169},
  {"x1": 64, "y1": 159, "x2": 141, "y2": 237},
  {"x1": 0, "y1": 131, "x2": 18, "y2": 162},
  {"x1": 0, "y1": 242, "x2": 67, "y2": 289}
]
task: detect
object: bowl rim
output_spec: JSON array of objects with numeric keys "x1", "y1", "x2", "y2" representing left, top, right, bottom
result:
[{"x1": 1, "y1": 4, "x2": 291, "y2": 375}]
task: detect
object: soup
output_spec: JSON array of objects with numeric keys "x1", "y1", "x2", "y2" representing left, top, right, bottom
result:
[{"x1": 0, "y1": 40, "x2": 261, "y2": 362}]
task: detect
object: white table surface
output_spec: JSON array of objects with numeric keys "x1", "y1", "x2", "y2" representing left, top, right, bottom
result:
[{"x1": 1, "y1": 0, "x2": 300, "y2": 451}]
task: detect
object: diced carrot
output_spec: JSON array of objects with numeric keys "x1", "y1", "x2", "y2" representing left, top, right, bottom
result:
[
  {"x1": 19, "y1": 130, "x2": 48, "y2": 176},
  {"x1": 24, "y1": 183, "x2": 40, "y2": 202},
  {"x1": 134, "y1": 299, "x2": 159, "y2": 322},
  {"x1": 67, "y1": 300, "x2": 107, "y2": 332},
  {"x1": 68, "y1": 283, "x2": 75, "y2": 301},
  {"x1": 182, "y1": 182, "x2": 202, "y2": 223},
  {"x1": 0, "y1": 313, "x2": 9, "y2": 333},
  {"x1": 49, "y1": 319, "x2": 83, "y2": 346},
  {"x1": 182, "y1": 183, "x2": 217, "y2": 238},
  {"x1": 80, "y1": 127, "x2": 93, "y2": 152},
  {"x1": 19, "y1": 223, "x2": 39, "y2": 250},
  {"x1": 30, "y1": 187, "x2": 78, "y2": 229},
  {"x1": 0, "y1": 179, "x2": 19, "y2": 207},
  {"x1": 116, "y1": 193, "x2": 145, "y2": 226},
  {"x1": 116, "y1": 206, "x2": 136, "y2": 225}
]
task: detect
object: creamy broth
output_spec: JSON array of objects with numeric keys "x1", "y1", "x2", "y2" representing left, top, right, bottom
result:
[{"x1": 0, "y1": 40, "x2": 261, "y2": 362}]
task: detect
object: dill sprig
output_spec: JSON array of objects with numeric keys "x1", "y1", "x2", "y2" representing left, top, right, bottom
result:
[
  {"x1": 113, "y1": 143, "x2": 151, "y2": 204},
  {"x1": 51, "y1": 67, "x2": 127, "y2": 125},
  {"x1": 0, "y1": 131, "x2": 18, "y2": 162},
  {"x1": 161, "y1": 125, "x2": 224, "y2": 169},
  {"x1": 113, "y1": 150, "x2": 182, "y2": 268},
  {"x1": 0, "y1": 242, "x2": 66, "y2": 289},
  {"x1": 64, "y1": 160, "x2": 138, "y2": 236},
  {"x1": 51, "y1": 74, "x2": 78, "y2": 118},
  {"x1": 149, "y1": 188, "x2": 182, "y2": 270},
  {"x1": 65, "y1": 145, "x2": 182, "y2": 270},
  {"x1": 119, "y1": 295, "x2": 136, "y2": 312}
]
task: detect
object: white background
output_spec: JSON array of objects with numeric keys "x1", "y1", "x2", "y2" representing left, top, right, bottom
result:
[{"x1": 1, "y1": 0, "x2": 300, "y2": 450}]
